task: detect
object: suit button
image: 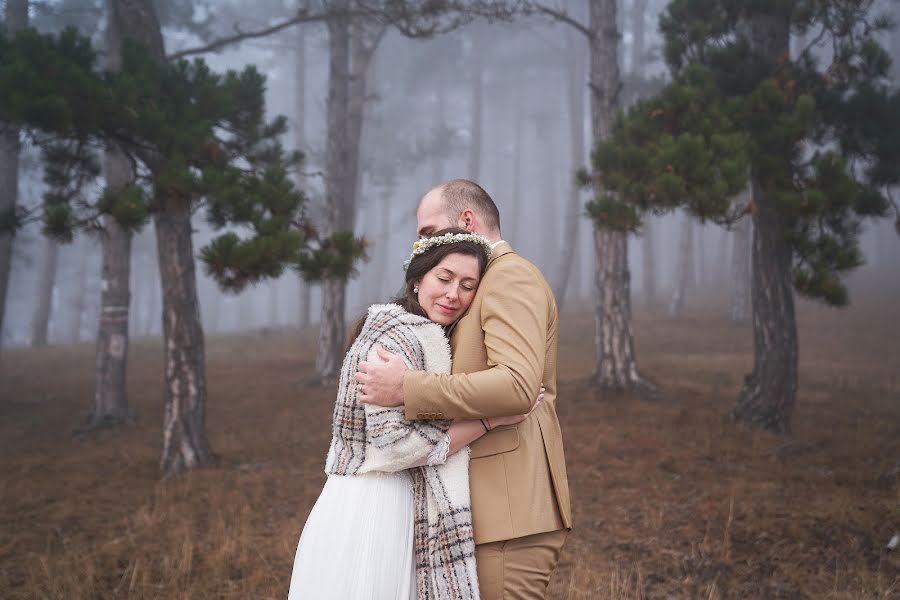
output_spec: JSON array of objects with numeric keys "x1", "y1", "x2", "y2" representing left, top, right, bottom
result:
[
  {"x1": 417, "y1": 413, "x2": 426, "y2": 419},
  {"x1": 435, "y1": 413, "x2": 444, "y2": 419}
]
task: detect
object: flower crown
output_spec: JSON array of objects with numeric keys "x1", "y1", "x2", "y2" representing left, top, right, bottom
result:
[{"x1": 402, "y1": 231, "x2": 493, "y2": 271}]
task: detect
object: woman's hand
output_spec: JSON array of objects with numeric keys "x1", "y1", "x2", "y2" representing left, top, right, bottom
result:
[{"x1": 486, "y1": 385, "x2": 544, "y2": 429}]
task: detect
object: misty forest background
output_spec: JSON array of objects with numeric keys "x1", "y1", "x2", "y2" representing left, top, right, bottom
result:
[{"x1": 1, "y1": 0, "x2": 900, "y2": 598}]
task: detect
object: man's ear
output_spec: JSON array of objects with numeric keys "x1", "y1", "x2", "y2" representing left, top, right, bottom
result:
[{"x1": 460, "y1": 208, "x2": 476, "y2": 232}]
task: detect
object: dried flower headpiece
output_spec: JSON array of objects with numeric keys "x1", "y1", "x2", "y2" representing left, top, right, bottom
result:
[{"x1": 402, "y1": 231, "x2": 492, "y2": 270}]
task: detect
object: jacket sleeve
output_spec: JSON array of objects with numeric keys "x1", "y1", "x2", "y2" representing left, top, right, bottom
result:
[
  {"x1": 403, "y1": 258, "x2": 548, "y2": 421},
  {"x1": 358, "y1": 327, "x2": 451, "y2": 473}
]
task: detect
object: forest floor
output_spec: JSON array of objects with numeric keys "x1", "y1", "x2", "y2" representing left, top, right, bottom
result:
[{"x1": 1, "y1": 293, "x2": 899, "y2": 599}]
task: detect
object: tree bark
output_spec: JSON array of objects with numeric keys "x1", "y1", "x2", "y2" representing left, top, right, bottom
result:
[
  {"x1": 294, "y1": 25, "x2": 312, "y2": 330},
  {"x1": 468, "y1": 26, "x2": 484, "y2": 181},
  {"x1": 32, "y1": 238, "x2": 60, "y2": 347},
  {"x1": 629, "y1": 0, "x2": 648, "y2": 75},
  {"x1": 317, "y1": 4, "x2": 352, "y2": 381},
  {"x1": 431, "y1": 76, "x2": 446, "y2": 184},
  {"x1": 112, "y1": 0, "x2": 214, "y2": 471},
  {"x1": 731, "y1": 14, "x2": 797, "y2": 434},
  {"x1": 316, "y1": 13, "x2": 380, "y2": 378},
  {"x1": 0, "y1": 0, "x2": 28, "y2": 357},
  {"x1": 509, "y1": 78, "x2": 526, "y2": 245},
  {"x1": 66, "y1": 236, "x2": 90, "y2": 344},
  {"x1": 668, "y1": 214, "x2": 693, "y2": 316},
  {"x1": 155, "y1": 200, "x2": 215, "y2": 475},
  {"x1": 552, "y1": 27, "x2": 586, "y2": 311},
  {"x1": 82, "y1": 0, "x2": 136, "y2": 432},
  {"x1": 628, "y1": 0, "x2": 657, "y2": 310},
  {"x1": 729, "y1": 188, "x2": 752, "y2": 321},
  {"x1": 589, "y1": 0, "x2": 653, "y2": 394}
]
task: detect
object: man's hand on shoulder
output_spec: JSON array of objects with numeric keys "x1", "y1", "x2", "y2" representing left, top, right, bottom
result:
[{"x1": 355, "y1": 345, "x2": 407, "y2": 407}]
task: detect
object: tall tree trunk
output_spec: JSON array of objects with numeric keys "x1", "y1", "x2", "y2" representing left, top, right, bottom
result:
[
  {"x1": 668, "y1": 214, "x2": 693, "y2": 316},
  {"x1": 729, "y1": 188, "x2": 752, "y2": 321},
  {"x1": 316, "y1": 14, "x2": 380, "y2": 378},
  {"x1": 155, "y1": 200, "x2": 214, "y2": 475},
  {"x1": 629, "y1": 0, "x2": 648, "y2": 75},
  {"x1": 317, "y1": 5, "x2": 352, "y2": 381},
  {"x1": 84, "y1": 0, "x2": 135, "y2": 432},
  {"x1": 629, "y1": 0, "x2": 657, "y2": 309},
  {"x1": 589, "y1": 0, "x2": 653, "y2": 394},
  {"x1": 641, "y1": 220, "x2": 657, "y2": 309},
  {"x1": 552, "y1": 27, "x2": 586, "y2": 310},
  {"x1": 0, "y1": 0, "x2": 28, "y2": 357},
  {"x1": 143, "y1": 251, "x2": 160, "y2": 336},
  {"x1": 468, "y1": 26, "x2": 484, "y2": 181},
  {"x1": 267, "y1": 279, "x2": 279, "y2": 326},
  {"x1": 66, "y1": 236, "x2": 89, "y2": 344},
  {"x1": 113, "y1": 0, "x2": 214, "y2": 471},
  {"x1": 431, "y1": 76, "x2": 446, "y2": 184},
  {"x1": 534, "y1": 113, "x2": 558, "y2": 272},
  {"x1": 294, "y1": 25, "x2": 312, "y2": 329},
  {"x1": 509, "y1": 79, "x2": 526, "y2": 245},
  {"x1": 731, "y1": 14, "x2": 797, "y2": 434},
  {"x1": 32, "y1": 238, "x2": 59, "y2": 347}
]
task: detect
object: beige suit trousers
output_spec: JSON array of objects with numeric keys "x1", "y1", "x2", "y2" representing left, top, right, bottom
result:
[{"x1": 475, "y1": 529, "x2": 568, "y2": 599}]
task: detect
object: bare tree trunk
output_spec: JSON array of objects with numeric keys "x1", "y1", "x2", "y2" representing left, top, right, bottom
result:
[
  {"x1": 317, "y1": 5, "x2": 352, "y2": 381},
  {"x1": 468, "y1": 26, "x2": 484, "y2": 181},
  {"x1": 641, "y1": 221, "x2": 657, "y2": 309},
  {"x1": 111, "y1": 0, "x2": 214, "y2": 472},
  {"x1": 294, "y1": 25, "x2": 312, "y2": 329},
  {"x1": 629, "y1": 0, "x2": 657, "y2": 310},
  {"x1": 267, "y1": 279, "x2": 279, "y2": 326},
  {"x1": 83, "y1": 0, "x2": 135, "y2": 432},
  {"x1": 66, "y1": 237, "x2": 90, "y2": 343},
  {"x1": 629, "y1": 0, "x2": 648, "y2": 75},
  {"x1": 510, "y1": 79, "x2": 526, "y2": 245},
  {"x1": 431, "y1": 76, "x2": 446, "y2": 184},
  {"x1": 32, "y1": 238, "x2": 59, "y2": 347},
  {"x1": 0, "y1": 0, "x2": 28, "y2": 357},
  {"x1": 668, "y1": 214, "x2": 693, "y2": 316},
  {"x1": 143, "y1": 253, "x2": 160, "y2": 336},
  {"x1": 155, "y1": 200, "x2": 214, "y2": 475},
  {"x1": 729, "y1": 188, "x2": 752, "y2": 321},
  {"x1": 552, "y1": 27, "x2": 586, "y2": 310},
  {"x1": 589, "y1": 0, "x2": 653, "y2": 394},
  {"x1": 316, "y1": 13, "x2": 380, "y2": 379},
  {"x1": 731, "y1": 14, "x2": 797, "y2": 434}
]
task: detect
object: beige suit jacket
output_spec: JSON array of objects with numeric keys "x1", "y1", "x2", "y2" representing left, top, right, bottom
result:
[{"x1": 404, "y1": 242, "x2": 572, "y2": 545}]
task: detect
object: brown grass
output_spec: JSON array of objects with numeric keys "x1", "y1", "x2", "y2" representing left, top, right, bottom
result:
[{"x1": 1, "y1": 296, "x2": 898, "y2": 599}]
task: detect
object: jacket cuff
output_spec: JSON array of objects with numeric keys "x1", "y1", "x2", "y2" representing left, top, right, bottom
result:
[{"x1": 403, "y1": 370, "x2": 428, "y2": 420}]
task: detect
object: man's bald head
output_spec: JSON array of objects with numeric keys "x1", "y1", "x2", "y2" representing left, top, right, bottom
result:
[{"x1": 416, "y1": 179, "x2": 501, "y2": 240}]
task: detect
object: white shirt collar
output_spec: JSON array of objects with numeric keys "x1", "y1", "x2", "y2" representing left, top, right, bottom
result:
[{"x1": 490, "y1": 239, "x2": 506, "y2": 251}]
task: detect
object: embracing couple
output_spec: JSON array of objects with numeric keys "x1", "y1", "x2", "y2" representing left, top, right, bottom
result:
[{"x1": 288, "y1": 179, "x2": 572, "y2": 599}]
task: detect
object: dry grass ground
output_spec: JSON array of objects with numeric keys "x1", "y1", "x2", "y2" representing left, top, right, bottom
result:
[{"x1": 1, "y1": 295, "x2": 898, "y2": 599}]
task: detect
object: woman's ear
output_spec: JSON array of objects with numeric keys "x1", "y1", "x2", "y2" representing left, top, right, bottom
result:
[{"x1": 412, "y1": 279, "x2": 422, "y2": 294}]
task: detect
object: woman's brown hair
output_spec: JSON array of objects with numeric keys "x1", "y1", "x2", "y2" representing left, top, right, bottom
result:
[{"x1": 346, "y1": 227, "x2": 489, "y2": 349}]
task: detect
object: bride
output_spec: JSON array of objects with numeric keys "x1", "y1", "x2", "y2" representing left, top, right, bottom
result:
[{"x1": 287, "y1": 228, "x2": 539, "y2": 599}]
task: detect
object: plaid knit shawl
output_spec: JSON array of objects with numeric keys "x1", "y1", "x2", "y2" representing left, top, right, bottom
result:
[{"x1": 324, "y1": 303, "x2": 480, "y2": 600}]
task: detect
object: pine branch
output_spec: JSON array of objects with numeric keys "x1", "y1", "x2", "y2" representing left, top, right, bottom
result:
[
  {"x1": 528, "y1": 2, "x2": 591, "y2": 38},
  {"x1": 166, "y1": 9, "x2": 352, "y2": 61},
  {"x1": 167, "y1": 1, "x2": 527, "y2": 60}
]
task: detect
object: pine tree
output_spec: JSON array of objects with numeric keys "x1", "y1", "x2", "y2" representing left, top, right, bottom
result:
[
  {"x1": 0, "y1": 21, "x2": 364, "y2": 474},
  {"x1": 590, "y1": 0, "x2": 900, "y2": 432}
]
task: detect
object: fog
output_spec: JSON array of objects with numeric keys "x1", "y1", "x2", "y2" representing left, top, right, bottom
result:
[{"x1": 2, "y1": 0, "x2": 898, "y2": 346}]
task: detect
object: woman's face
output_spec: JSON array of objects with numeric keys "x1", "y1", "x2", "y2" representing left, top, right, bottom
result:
[{"x1": 415, "y1": 253, "x2": 482, "y2": 326}]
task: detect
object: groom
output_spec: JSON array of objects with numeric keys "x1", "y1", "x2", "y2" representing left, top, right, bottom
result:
[{"x1": 356, "y1": 179, "x2": 571, "y2": 598}]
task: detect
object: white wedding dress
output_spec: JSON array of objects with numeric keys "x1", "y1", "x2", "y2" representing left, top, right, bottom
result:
[{"x1": 287, "y1": 470, "x2": 417, "y2": 599}]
